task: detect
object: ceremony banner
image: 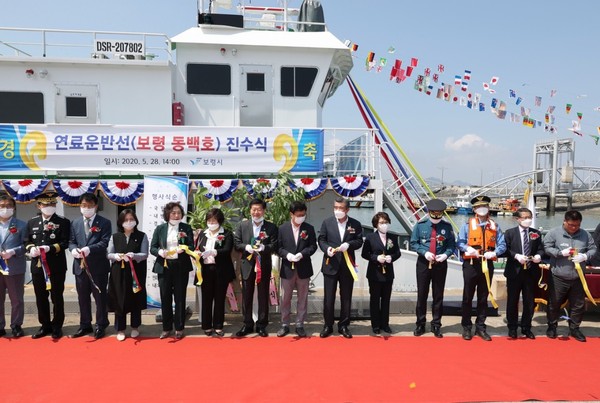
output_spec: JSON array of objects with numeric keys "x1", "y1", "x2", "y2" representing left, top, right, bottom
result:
[
  {"x1": 142, "y1": 176, "x2": 188, "y2": 308},
  {"x1": 0, "y1": 125, "x2": 324, "y2": 173}
]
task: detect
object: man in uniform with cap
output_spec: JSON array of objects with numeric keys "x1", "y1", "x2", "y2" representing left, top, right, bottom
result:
[
  {"x1": 457, "y1": 195, "x2": 506, "y2": 341},
  {"x1": 410, "y1": 199, "x2": 456, "y2": 338},
  {"x1": 25, "y1": 191, "x2": 71, "y2": 339}
]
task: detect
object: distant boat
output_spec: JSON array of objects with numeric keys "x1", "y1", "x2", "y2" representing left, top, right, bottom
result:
[{"x1": 454, "y1": 197, "x2": 473, "y2": 215}]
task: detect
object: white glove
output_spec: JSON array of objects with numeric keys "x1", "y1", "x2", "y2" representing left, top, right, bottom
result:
[
  {"x1": 385, "y1": 255, "x2": 392, "y2": 264},
  {"x1": 327, "y1": 247, "x2": 336, "y2": 257},
  {"x1": 294, "y1": 253, "x2": 303, "y2": 262},
  {"x1": 377, "y1": 255, "x2": 386, "y2": 264},
  {"x1": 71, "y1": 249, "x2": 81, "y2": 259},
  {"x1": 256, "y1": 244, "x2": 265, "y2": 252},
  {"x1": 515, "y1": 254, "x2": 528, "y2": 264},
  {"x1": 114, "y1": 254, "x2": 123, "y2": 262},
  {"x1": 126, "y1": 252, "x2": 135, "y2": 259},
  {"x1": 245, "y1": 244, "x2": 254, "y2": 254},
  {"x1": 158, "y1": 249, "x2": 167, "y2": 258},
  {"x1": 532, "y1": 254, "x2": 541, "y2": 263},
  {"x1": 561, "y1": 248, "x2": 573, "y2": 257},
  {"x1": 1, "y1": 249, "x2": 15, "y2": 259},
  {"x1": 286, "y1": 253, "x2": 295, "y2": 262},
  {"x1": 483, "y1": 251, "x2": 496, "y2": 260},
  {"x1": 424, "y1": 252, "x2": 435, "y2": 262},
  {"x1": 435, "y1": 254, "x2": 448, "y2": 263},
  {"x1": 29, "y1": 247, "x2": 41, "y2": 258},
  {"x1": 465, "y1": 246, "x2": 478, "y2": 257},
  {"x1": 338, "y1": 242, "x2": 349, "y2": 252},
  {"x1": 122, "y1": 254, "x2": 130, "y2": 262},
  {"x1": 572, "y1": 253, "x2": 587, "y2": 263},
  {"x1": 80, "y1": 247, "x2": 90, "y2": 257},
  {"x1": 40, "y1": 245, "x2": 50, "y2": 253}
]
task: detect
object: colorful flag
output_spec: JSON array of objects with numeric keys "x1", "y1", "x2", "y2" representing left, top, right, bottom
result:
[
  {"x1": 406, "y1": 66, "x2": 414, "y2": 77},
  {"x1": 387, "y1": 46, "x2": 396, "y2": 53},
  {"x1": 547, "y1": 105, "x2": 555, "y2": 114},
  {"x1": 379, "y1": 57, "x2": 387, "y2": 66},
  {"x1": 366, "y1": 52, "x2": 375, "y2": 62},
  {"x1": 571, "y1": 120, "x2": 581, "y2": 131},
  {"x1": 444, "y1": 84, "x2": 453, "y2": 101},
  {"x1": 490, "y1": 76, "x2": 499, "y2": 85},
  {"x1": 438, "y1": 64, "x2": 445, "y2": 73},
  {"x1": 463, "y1": 70, "x2": 472, "y2": 80},
  {"x1": 491, "y1": 98, "x2": 498, "y2": 108},
  {"x1": 550, "y1": 89, "x2": 557, "y2": 97},
  {"x1": 591, "y1": 135, "x2": 600, "y2": 145},
  {"x1": 577, "y1": 112, "x2": 583, "y2": 120},
  {"x1": 432, "y1": 73, "x2": 439, "y2": 82},
  {"x1": 394, "y1": 59, "x2": 402, "y2": 69},
  {"x1": 535, "y1": 96, "x2": 542, "y2": 107},
  {"x1": 516, "y1": 97, "x2": 523, "y2": 105},
  {"x1": 483, "y1": 82, "x2": 490, "y2": 91},
  {"x1": 479, "y1": 102, "x2": 485, "y2": 112},
  {"x1": 410, "y1": 57, "x2": 418, "y2": 67},
  {"x1": 566, "y1": 103, "x2": 572, "y2": 114},
  {"x1": 352, "y1": 43, "x2": 359, "y2": 52},
  {"x1": 509, "y1": 89, "x2": 516, "y2": 98},
  {"x1": 454, "y1": 75, "x2": 461, "y2": 85},
  {"x1": 545, "y1": 113, "x2": 549, "y2": 123}
]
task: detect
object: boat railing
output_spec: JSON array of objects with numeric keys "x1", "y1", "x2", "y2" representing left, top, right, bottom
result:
[{"x1": 0, "y1": 27, "x2": 172, "y2": 62}]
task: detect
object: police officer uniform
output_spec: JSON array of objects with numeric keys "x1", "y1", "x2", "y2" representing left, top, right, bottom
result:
[{"x1": 25, "y1": 191, "x2": 71, "y2": 339}]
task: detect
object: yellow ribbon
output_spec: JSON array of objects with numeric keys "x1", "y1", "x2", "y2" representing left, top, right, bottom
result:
[
  {"x1": 163, "y1": 248, "x2": 178, "y2": 267},
  {"x1": 178, "y1": 245, "x2": 202, "y2": 286},
  {"x1": 342, "y1": 251, "x2": 358, "y2": 281},
  {"x1": 481, "y1": 257, "x2": 499, "y2": 309},
  {"x1": 573, "y1": 249, "x2": 597, "y2": 306}
]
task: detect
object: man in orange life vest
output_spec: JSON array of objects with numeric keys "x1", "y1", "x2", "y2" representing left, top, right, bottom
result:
[{"x1": 457, "y1": 195, "x2": 506, "y2": 341}]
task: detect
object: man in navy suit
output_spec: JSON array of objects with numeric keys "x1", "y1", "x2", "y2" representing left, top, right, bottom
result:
[
  {"x1": 69, "y1": 193, "x2": 112, "y2": 339},
  {"x1": 318, "y1": 196, "x2": 363, "y2": 338},
  {"x1": 277, "y1": 201, "x2": 317, "y2": 337},
  {"x1": 0, "y1": 194, "x2": 27, "y2": 337}
]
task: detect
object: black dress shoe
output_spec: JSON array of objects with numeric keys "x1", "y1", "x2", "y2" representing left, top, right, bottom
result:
[
  {"x1": 11, "y1": 325, "x2": 24, "y2": 338},
  {"x1": 508, "y1": 329, "x2": 518, "y2": 339},
  {"x1": 0, "y1": 328, "x2": 6, "y2": 337},
  {"x1": 339, "y1": 326, "x2": 352, "y2": 339},
  {"x1": 277, "y1": 326, "x2": 289, "y2": 337},
  {"x1": 413, "y1": 325, "x2": 425, "y2": 337},
  {"x1": 476, "y1": 329, "x2": 492, "y2": 341},
  {"x1": 462, "y1": 327, "x2": 472, "y2": 340},
  {"x1": 72, "y1": 327, "x2": 93, "y2": 338},
  {"x1": 295, "y1": 327, "x2": 307, "y2": 338},
  {"x1": 319, "y1": 326, "x2": 333, "y2": 338},
  {"x1": 546, "y1": 326, "x2": 557, "y2": 339},
  {"x1": 32, "y1": 327, "x2": 52, "y2": 339},
  {"x1": 570, "y1": 328, "x2": 586, "y2": 342},
  {"x1": 372, "y1": 328, "x2": 381, "y2": 335},
  {"x1": 257, "y1": 328, "x2": 268, "y2": 337},
  {"x1": 381, "y1": 326, "x2": 393, "y2": 334},
  {"x1": 94, "y1": 328, "x2": 105, "y2": 339},
  {"x1": 236, "y1": 326, "x2": 253, "y2": 337},
  {"x1": 432, "y1": 326, "x2": 443, "y2": 338},
  {"x1": 522, "y1": 330, "x2": 535, "y2": 339},
  {"x1": 51, "y1": 329, "x2": 63, "y2": 339}
]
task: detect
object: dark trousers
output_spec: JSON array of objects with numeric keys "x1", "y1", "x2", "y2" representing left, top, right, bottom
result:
[
  {"x1": 115, "y1": 310, "x2": 141, "y2": 331},
  {"x1": 461, "y1": 259, "x2": 494, "y2": 331},
  {"x1": 416, "y1": 257, "x2": 448, "y2": 327},
  {"x1": 506, "y1": 272, "x2": 535, "y2": 331},
  {"x1": 241, "y1": 270, "x2": 270, "y2": 329},
  {"x1": 32, "y1": 268, "x2": 66, "y2": 331},
  {"x1": 75, "y1": 270, "x2": 109, "y2": 329},
  {"x1": 200, "y1": 265, "x2": 229, "y2": 330},
  {"x1": 368, "y1": 280, "x2": 392, "y2": 329},
  {"x1": 323, "y1": 268, "x2": 354, "y2": 329},
  {"x1": 547, "y1": 274, "x2": 585, "y2": 329},
  {"x1": 158, "y1": 261, "x2": 189, "y2": 331}
]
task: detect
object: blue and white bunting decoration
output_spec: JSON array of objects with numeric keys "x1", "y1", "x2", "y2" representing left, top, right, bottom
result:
[
  {"x1": 199, "y1": 179, "x2": 240, "y2": 202},
  {"x1": 289, "y1": 178, "x2": 328, "y2": 200},
  {"x1": 100, "y1": 180, "x2": 144, "y2": 206},
  {"x1": 52, "y1": 179, "x2": 98, "y2": 205},
  {"x1": 1, "y1": 179, "x2": 49, "y2": 203},
  {"x1": 330, "y1": 176, "x2": 370, "y2": 198},
  {"x1": 243, "y1": 179, "x2": 279, "y2": 200}
]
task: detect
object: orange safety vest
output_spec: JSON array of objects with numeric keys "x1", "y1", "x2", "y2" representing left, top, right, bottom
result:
[{"x1": 462, "y1": 217, "x2": 498, "y2": 260}]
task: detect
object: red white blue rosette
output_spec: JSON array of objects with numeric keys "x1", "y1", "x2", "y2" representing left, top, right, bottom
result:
[
  {"x1": 1, "y1": 179, "x2": 50, "y2": 203},
  {"x1": 52, "y1": 179, "x2": 98, "y2": 206},
  {"x1": 100, "y1": 180, "x2": 144, "y2": 206},
  {"x1": 330, "y1": 176, "x2": 370, "y2": 198},
  {"x1": 289, "y1": 178, "x2": 328, "y2": 200},
  {"x1": 243, "y1": 179, "x2": 278, "y2": 200},
  {"x1": 198, "y1": 179, "x2": 239, "y2": 202}
]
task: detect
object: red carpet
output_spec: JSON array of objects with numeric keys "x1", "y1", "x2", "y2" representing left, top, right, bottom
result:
[{"x1": 4, "y1": 335, "x2": 600, "y2": 402}]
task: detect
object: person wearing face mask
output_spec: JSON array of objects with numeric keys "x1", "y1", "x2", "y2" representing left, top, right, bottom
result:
[
  {"x1": 543, "y1": 210, "x2": 597, "y2": 342},
  {"x1": 276, "y1": 201, "x2": 317, "y2": 338},
  {"x1": 0, "y1": 194, "x2": 27, "y2": 338},
  {"x1": 409, "y1": 199, "x2": 456, "y2": 338},
  {"x1": 233, "y1": 198, "x2": 278, "y2": 337},
  {"x1": 457, "y1": 195, "x2": 506, "y2": 341},
  {"x1": 25, "y1": 191, "x2": 71, "y2": 339},
  {"x1": 501, "y1": 208, "x2": 544, "y2": 340},
  {"x1": 69, "y1": 193, "x2": 112, "y2": 339},
  {"x1": 107, "y1": 209, "x2": 148, "y2": 341},
  {"x1": 318, "y1": 197, "x2": 363, "y2": 339},
  {"x1": 362, "y1": 212, "x2": 401, "y2": 335},
  {"x1": 150, "y1": 202, "x2": 194, "y2": 339},
  {"x1": 194, "y1": 208, "x2": 235, "y2": 337}
]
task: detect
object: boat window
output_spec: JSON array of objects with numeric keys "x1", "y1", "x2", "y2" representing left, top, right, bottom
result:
[
  {"x1": 280, "y1": 67, "x2": 318, "y2": 97},
  {"x1": 0, "y1": 91, "x2": 44, "y2": 123},
  {"x1": 187, "y1": 63, "x2": 231, "y2": 95},
  {"x1": 246, "y1": 73, "x2": 265, "y2": 92},
  {"x1": 66, "y1": 97, "x2": 87, "y2": 117}
]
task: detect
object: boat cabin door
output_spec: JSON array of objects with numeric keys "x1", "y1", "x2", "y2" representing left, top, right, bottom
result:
[
  {"x1": 239, "y1": 65, "x2": 273, "y2": 127},
  {"x1": 55, "y1": 84, "x2": 99, "y2": 124}
]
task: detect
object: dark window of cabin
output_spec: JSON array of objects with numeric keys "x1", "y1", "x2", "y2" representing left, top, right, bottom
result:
[
  {"x1": 66, "y1": 97, "x2": 87, "y2": 117},
  {"x1": 247, "y1": 73, "x2": 265, "y2": 92},
  {"x1": 280, "y1": 67, "x2": 318, "y2": 97},
  {"x1": 0, "y1": 91, "x2": 44, "y2": 123},
  {"x1": 187, "y1": 64, "x2": 231, "y2": 95}
]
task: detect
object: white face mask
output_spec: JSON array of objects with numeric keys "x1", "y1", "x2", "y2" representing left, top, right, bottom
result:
[
  {"x1": 122, "y1": 221, "x2": 136, "y2": 230},
  {"x1": 80, "y1": 207, "x2": 96, "y2": 218},
  {"x1": 520, "y1": 218, "x2": 532, "y2": 228},
  {"x1": 377, "y1": 223, "x2": 389, "y2": 234},
  {"x1": 253, "y1": 216, "x2": 264, "y2": 224},
  {"x1": 334, "y1": 210, "x2": 346, "y2": 220},
  {"x1": 475, "y1": 207, "x2": 489, "y2": 216},
  {"x1": 0, "y1": 208, "x2": 14, "y2": 219},
  {"x1": 430, "y1": 218, "x2": 442, "y2": 225},
  {"x1": 207, "y1": 223, "x2": 220, "y2": 232},
  {"x1": 169, "y1": 219, "x2": 182, "y2": 226},
  {"x1": 41, "y1": 206, "x2": 56, "y2": 217},
  {"x1": 293, "y1": 216, "x2": 306, "y2": 225}
]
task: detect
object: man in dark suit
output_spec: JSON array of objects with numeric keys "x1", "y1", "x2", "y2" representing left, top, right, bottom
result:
[
  {"x1": 277, "y1": 201, "x2": 317, "y2": 338},
  {"x1": 25, "y1": 191, "x2": 71, "y2": 339},
  {"x1": 502, "y1": 207, "x2": 544, "y2": 339},
  {"x1": 234, "y1": 198, "x2": 278, "y2": 337},
  {"x1": 318, "y1": 196, "x2": 363, "y2": 338},
  {"x1": 68, "y1": 193, "x2": 112, "y2": 339}
]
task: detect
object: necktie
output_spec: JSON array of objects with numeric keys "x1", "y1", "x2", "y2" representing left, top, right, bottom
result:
[
  {"x1": 84, "y1": 218, "x2": 91, "y2": 236},
  {"x1": 429, "y1": 225, "x2": 437, "y2": 254},
  {"x1": 522, "y1": 229, "x2": 531, "y2": 268}
]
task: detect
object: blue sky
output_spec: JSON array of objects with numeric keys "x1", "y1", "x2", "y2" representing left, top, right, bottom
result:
[{"x1": 3, "y1": 1, "x2": 600, "y2": 185}]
